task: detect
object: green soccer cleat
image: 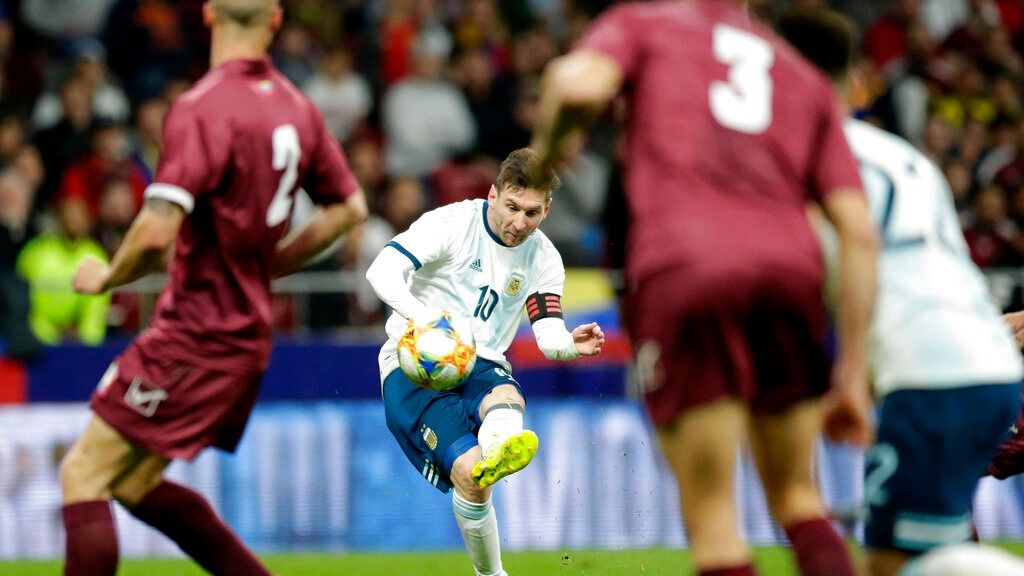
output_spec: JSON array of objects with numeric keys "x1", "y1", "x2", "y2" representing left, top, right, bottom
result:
[{"x1": 471, "y1": 430, "x2": 539, "y2": 488}]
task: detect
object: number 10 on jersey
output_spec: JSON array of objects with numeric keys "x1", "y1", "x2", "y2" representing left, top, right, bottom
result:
[{"x1": 474, "y1": 286, "x2": 499, "y2": 321}]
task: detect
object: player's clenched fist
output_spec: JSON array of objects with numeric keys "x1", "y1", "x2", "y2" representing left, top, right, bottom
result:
[
  {"x1": 572, "y1": 322, "x2": 605, "y2": 356},
  {"x1": 822, "y1": 365, "x2": 874, "y2": 447},
  {"x1": 73, "y1": 257, "x2": 111, "y2": 295}
]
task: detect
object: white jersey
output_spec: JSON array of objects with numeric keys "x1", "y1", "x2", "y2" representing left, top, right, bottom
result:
[
  {"x1": 377, "y1": 199, "x2": 565, "y2": 378},
  {"x1": 844, "y1": 118, "x2": 1023, "y2": 395}
]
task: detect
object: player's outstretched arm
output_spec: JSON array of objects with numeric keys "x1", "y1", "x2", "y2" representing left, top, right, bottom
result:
[
  {"x1": 73, "y1": 198, "x2": 184, "y2": 294},
  {"x1": 531, "y1": 318, "x2": 604, "y2": 361},
  {"x1": 571, "y1": 322, "x2": 605, "y2": 356},
  {"x1": 272, "y1": 191, "x2": 368, "y2": 279},
  {"x1": 820, "y1": 190, "x2": 879, "y2": 446},
  {"x1": 532, "y1": 50, "x2": 622, "y2": 178},
  {"x1": 365, "y1": 245, "x2": 433, "y2": 321}
]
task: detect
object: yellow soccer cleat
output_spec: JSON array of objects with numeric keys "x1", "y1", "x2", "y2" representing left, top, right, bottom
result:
[{"x1": 472, "y1": 430, "x2": 539, "y2": 488}]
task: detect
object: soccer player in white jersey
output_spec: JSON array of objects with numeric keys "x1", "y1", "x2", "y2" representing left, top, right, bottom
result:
[
  {"x1": 778, "y1": 10, "x2": 1024, "y2": 576},
  {"x1": 365, "y1": 148, "x2": 605, "y2": 576}
]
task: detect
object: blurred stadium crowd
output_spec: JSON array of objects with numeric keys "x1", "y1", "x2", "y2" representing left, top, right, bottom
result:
[{"x1": 2, "y1": 0, "x2": 1024, "y2": 352}]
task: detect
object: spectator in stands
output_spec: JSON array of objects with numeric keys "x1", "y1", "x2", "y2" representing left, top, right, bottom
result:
[
  {"x1": 992, "y1": 73, "x2": 1023, "y2": 118},
  {"x1": 0, "y1": 5, "x2": 14, "y2": 103},
  {"x1": 976, "y1": 115, "x2": 1020, "y2": 186},
  {"x1": 933, "y1": 66, "x2": 998, "y2": 129},
  {"x1": 979, "y1": 25, "x2": 1023, "y2": 78},
  {"x1": 991, "y1": 120, "x2": 1024, "y2": 191},
  {"x1": 963, "y1": 185, "x2": 1020, "y2": 267},
  {"x1": 864, "y1": 0, "x2": 922, "y2": 71},
  {"x1": 944, "y1": 0, "x2": 1001, "y2": 63},
  {"x1": 454, "y1": 47, "x2": 520, "y2": 160},
  {"x1": 453, "y1": 0, "x2": 510, "y2": 70},
  {"x1": 509, "y1": 27, "x2": 558, "y2": 78},
  {"x1": 382, "y1": 33, "x2": 476, "y2": 178},
  {"x1": 0, "y1": 109, "x2": 23, "y2": 163},
  {"x1": 431, "y1": 154, "x2": 500, "y2": 206},
  {"x1": 11, "y1": 144, "x2": 44, "y2": 195},
  {"x1": 348, "y1": 138, "x2": 386, "y2": 199},
  {"x1": 540, "y1": 148, "x2": 610, "y2": 266},
  {"x1": 378, "y1": 0, "x2": 419, "y2": 87},
  {"x1": 944, "y1": 158, "x2": 976, "y2": 223},
  {"x1": 303, "y1": 46, "x2": 372, "y2": 144},
  {"x1": 923, "y1": 113, "x2": 957, "y2": 161},
  {"x1": 95, "y1": 177, "x2": 136, "y2": 255},
  {"x1": 131, "y1": 98, "x2": 167, "y2": 179},
  {"x1": 921, "y1": 0, "x2": 970, "y2": 42},
  {"x1": 957, "y1": 118, "x2": 990, "y2": 167},
  {"x1": 881, "y1": 17, "x2": 938, "y2": 146},
  {"x1": 0, "y1": 170, "x2": 41, "y2": 359},
  {"x1": 16, "y1": 197, "x2": 109, "y2": 346},
  {"x1": 1008, "y1": 183, "x2": 1024, "y2": 232},
  {"x1": 272, "y1": 25, "x2": 318, "y2": 88},
  {"x1": 21, "y1": 0, "x2": 116, "y2": 43},
  {"x1": 59, "y1": 121, "x2": 148, "y2": 222},
  {"x1": 382, "y1": 176, "x2": 427, "y2": 234},
  {"x1": 33, "y1": 77, "x2": 94, "y2": 212},
  {"x1": 32, "y1": 39, "x2": 130, "y2": 131},
  {"x1": 102, "y1": 0, "x2": 192, "y2": 101}
]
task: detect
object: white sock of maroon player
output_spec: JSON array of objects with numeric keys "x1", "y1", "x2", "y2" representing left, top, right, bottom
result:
[
  {"x1": 62, "y1": 501, "x2": 119, "y2": 576},
  {"x1": 127, "y1": 480, "x2": 271, "y2": 576}
]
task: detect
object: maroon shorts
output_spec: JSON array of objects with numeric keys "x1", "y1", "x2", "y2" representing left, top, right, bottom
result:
[
  {"x1": 628, "y1": 264, "x2": 831, "y2": 427},
  {"x1": 91, "y1": 341, "x2": 263, "y2": 460}
]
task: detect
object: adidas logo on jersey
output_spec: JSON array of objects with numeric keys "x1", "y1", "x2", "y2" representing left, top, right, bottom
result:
[{"x1": 470, "y1": 259, "x2": 483, "y2": 272}]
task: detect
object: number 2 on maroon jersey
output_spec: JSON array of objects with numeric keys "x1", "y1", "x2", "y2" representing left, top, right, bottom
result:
[
  {"x1": 266, "y1": 123, "x2": 300, "y2": 227},
  {"x1": 709, "y1": 24, "x2": 775, "y2": 135}
]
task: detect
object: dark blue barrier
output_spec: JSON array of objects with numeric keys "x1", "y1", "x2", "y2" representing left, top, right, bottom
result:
[{"x1": 25, "y1": 336, "x2": 627, "y2": 402}]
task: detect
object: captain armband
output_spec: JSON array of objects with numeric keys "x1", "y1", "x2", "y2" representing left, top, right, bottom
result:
[{"x1": 526, "y1": 292, "x2": 562, "y2": 323}]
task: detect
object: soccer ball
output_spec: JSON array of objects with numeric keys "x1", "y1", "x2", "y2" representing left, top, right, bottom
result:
[
  {"x1": 397, "y1": 311, "x2": 477, "y2": 391},
  {"x1": 902, "y1": 543, "x2": 1024, "y2": 575}
]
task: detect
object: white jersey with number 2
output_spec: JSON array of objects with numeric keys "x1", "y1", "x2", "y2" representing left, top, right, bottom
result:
[{"x1": 843, "y1": 118, "x2": 1023, "y2": 396}]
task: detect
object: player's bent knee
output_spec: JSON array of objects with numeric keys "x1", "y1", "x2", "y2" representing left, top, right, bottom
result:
[
  {"x1": 763, "y1": 482, "x2": 823, "y2": 526},
  {"x1": 481, "y1": 385, "x2": 524, "y2": 411},
  {"x1": 111, "y1": 473, "x2": 162, "y2": 508},
  {"x1": 451, "y1": 451, "x2": 489, "y2": 502}
]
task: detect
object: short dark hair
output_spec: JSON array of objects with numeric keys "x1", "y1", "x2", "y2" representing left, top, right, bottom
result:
[
  {"x1": 495, "y1": 148, "x2": 561, "y2": 199},
  {"x1": 211, "y1": 0, "x2": 277, "y2": 27},
  {"x1": 776, "y1": 8, "x2": 858, "y2": 81}
]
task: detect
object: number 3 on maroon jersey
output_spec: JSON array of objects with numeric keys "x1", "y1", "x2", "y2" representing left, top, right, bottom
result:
[
  {"x1": 709, "y1": 24, "x2": 775, "y2": 135},
  {"x1": 266, "y1": 123, "x2": 301, "y2": 227}
]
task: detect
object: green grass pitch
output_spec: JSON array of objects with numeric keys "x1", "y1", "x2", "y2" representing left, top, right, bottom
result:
[{"x1": 4, "y1": 544, "x2": 1023, "y2": 576}]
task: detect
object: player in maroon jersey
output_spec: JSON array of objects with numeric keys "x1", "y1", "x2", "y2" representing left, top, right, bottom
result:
[
  {"x1": 59, "y1": 2, "x2": 367, "y2": 575},
  {"x1": 533, "y1": 2, "x2": 878, "y2": 576},
  {"x1": 989, "y1": 309, "x2": 1024, "y2": 480}
]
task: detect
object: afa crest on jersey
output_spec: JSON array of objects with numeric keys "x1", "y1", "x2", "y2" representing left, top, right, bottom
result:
[{"x1": 504, "y1": 271, "x2": 526, "y2": 296}]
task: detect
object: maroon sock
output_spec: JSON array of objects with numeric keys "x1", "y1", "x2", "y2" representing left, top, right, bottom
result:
[
  {"x1": 62, "y1": 500, "x2": 118, "y2": 576},
  {"x1": 784, "y1": 517, "x2": 855, "y2": 576},
  {"x1": 699, "y1": 565, "x2": 756, "y2": 576},
  {"x1": 128, "y1": 481, "x2": 271, "y2": 576}
]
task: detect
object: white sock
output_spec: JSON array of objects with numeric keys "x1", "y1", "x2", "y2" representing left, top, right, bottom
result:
[
  {"x1": 477, "y1": 404, "x2": 524, "y2": 455},
  {"x1": 453, "y1": 492, "x2": 503, "y2": 576}
]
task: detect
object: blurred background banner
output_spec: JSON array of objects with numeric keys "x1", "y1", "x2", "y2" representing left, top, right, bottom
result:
[{"x1": 2, "y1": 400, "x2": 1024, "y2": 559}]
